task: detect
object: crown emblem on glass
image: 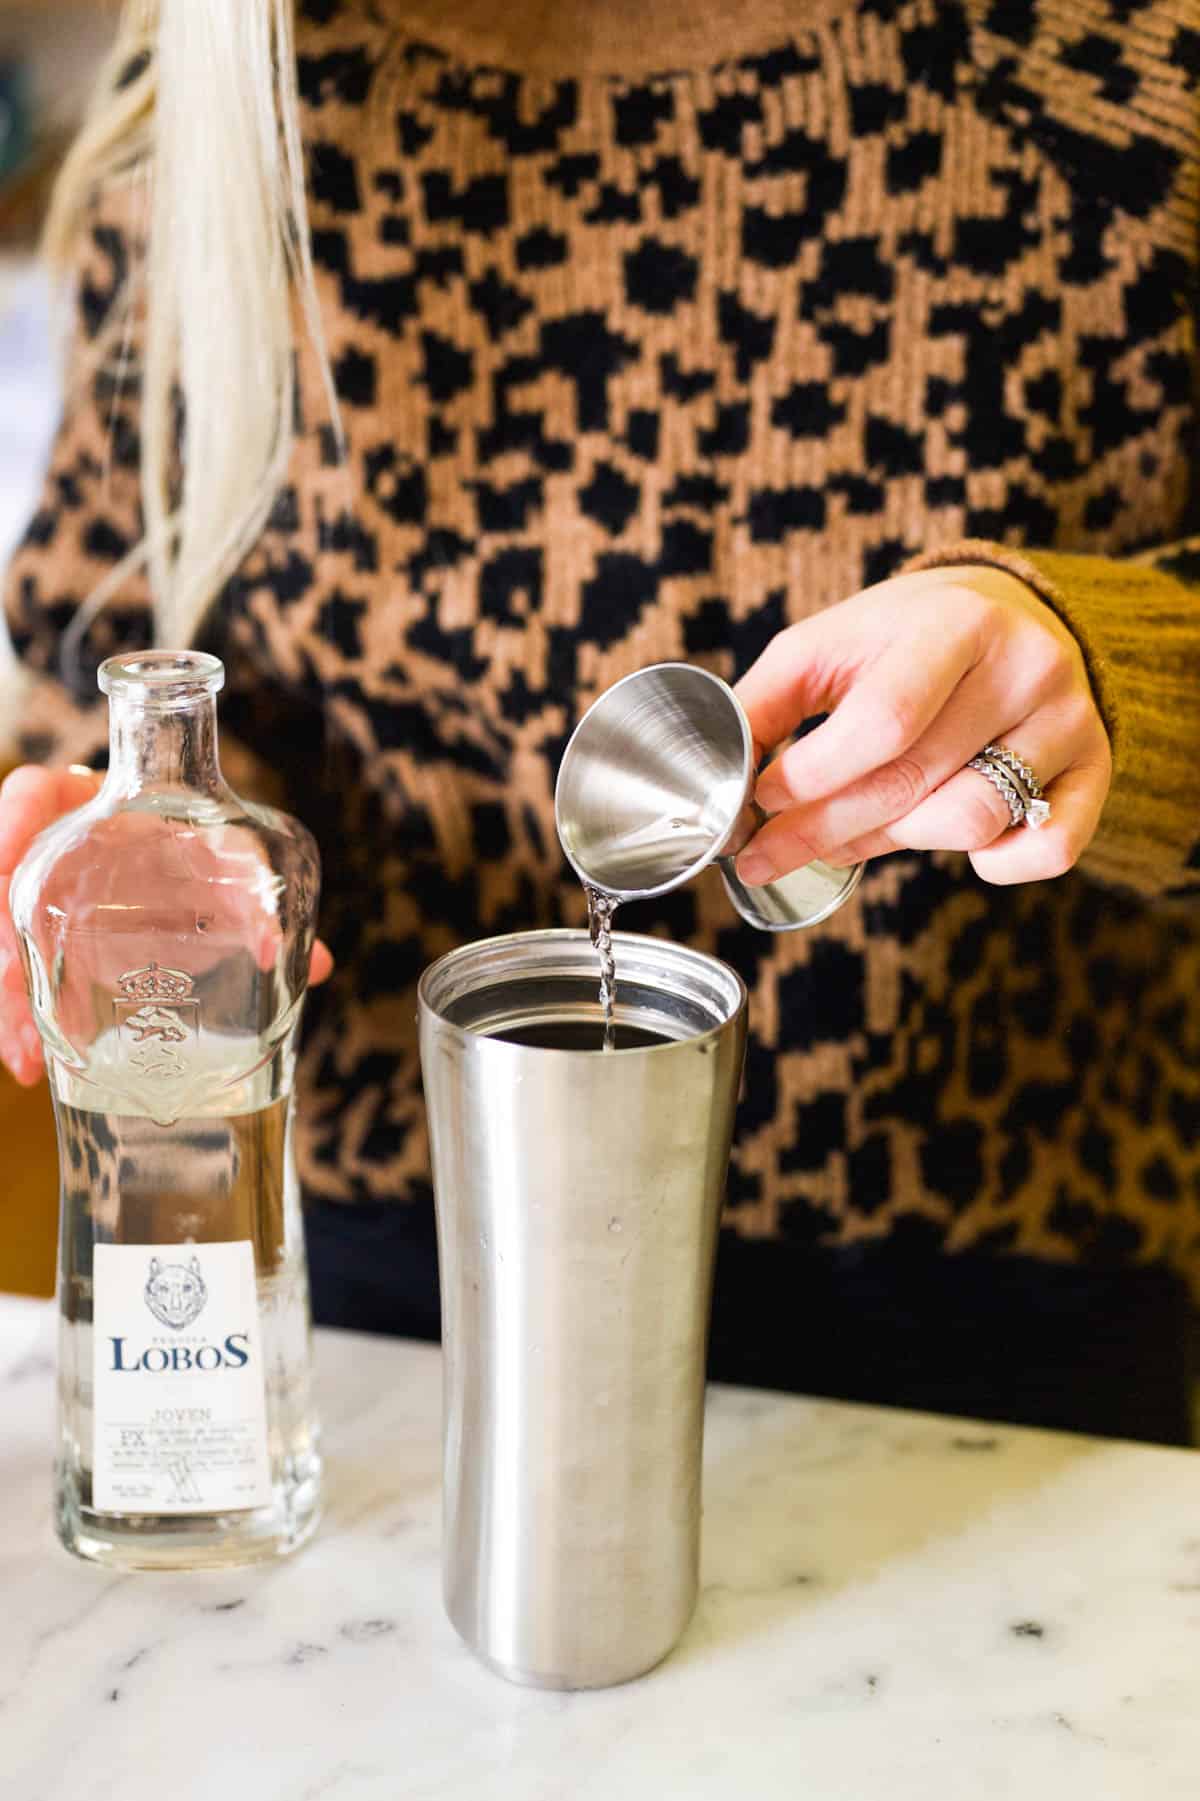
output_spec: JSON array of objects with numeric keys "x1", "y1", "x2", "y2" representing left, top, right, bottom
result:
[{"x1": 115, "y1": 962, "x2": 195, "y2": 1003}]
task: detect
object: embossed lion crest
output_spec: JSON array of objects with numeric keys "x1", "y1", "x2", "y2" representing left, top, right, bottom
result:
[{"x1": 144, "y1": 1255, "x2": 208, "y2": 1330}]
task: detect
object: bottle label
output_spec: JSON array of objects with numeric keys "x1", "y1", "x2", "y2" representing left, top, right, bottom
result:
[{"x1": 92, "y1": 1241, "x2": 272, "y2": 1515}]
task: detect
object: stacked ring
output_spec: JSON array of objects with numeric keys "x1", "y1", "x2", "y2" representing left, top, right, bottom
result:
[{"x1": 967, "y1": 742, "x2": 1052, "y2": 831}]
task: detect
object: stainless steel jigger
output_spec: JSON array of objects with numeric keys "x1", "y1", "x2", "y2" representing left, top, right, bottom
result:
[{"x1": 555, "y1": 662, "x2": 864, "y2": 931}]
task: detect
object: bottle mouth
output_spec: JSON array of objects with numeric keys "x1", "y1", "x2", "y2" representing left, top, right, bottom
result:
[{"x1": 98, "y1": 651, "x2": 225, "y2": 704}]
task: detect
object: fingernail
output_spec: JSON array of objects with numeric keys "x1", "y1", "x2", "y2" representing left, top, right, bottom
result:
[
  {"x1": 756, "y1": 779, "x2": 787, "y2": 814},
  {"x1": 736, "y1": 850, "x2": 776, "y2": 886}
]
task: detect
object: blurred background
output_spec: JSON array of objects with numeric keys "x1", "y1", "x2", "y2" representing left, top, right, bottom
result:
[{"x1": 0, "y1": 3, "x2": 114, "y2": 1298}]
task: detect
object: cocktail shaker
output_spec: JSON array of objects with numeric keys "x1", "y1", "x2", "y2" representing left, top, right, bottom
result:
[
  {"x1": 555, "y1": 661, "x2": 863, "y2": 930},
  {"x1": 418, "y1": 929, "x2": 747, "y2": 1689}
]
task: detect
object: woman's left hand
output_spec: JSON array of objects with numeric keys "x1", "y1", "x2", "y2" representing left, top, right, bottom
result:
[{"x1": 733, "y1": 564, "x2": 1113, "y2": 887}]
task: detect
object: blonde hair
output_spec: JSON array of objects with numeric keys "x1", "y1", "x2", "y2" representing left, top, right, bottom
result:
[{"x1": 46, "y1": 0, "x2": 335, "y2": 653}]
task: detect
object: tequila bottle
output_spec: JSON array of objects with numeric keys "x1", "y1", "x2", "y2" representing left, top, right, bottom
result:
[{"x1": 11, "y1": 652, "x2": 322, "y2": 1568}]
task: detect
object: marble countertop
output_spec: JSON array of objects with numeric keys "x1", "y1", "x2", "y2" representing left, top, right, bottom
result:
[{"x1": 3, "y1": 1294, "x2": 1199, "y2": 1799}]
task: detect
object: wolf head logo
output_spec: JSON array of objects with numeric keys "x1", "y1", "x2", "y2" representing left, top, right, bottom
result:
[{"x1": 144, "y1": 1255, "x2": 207, "y2": 1330}]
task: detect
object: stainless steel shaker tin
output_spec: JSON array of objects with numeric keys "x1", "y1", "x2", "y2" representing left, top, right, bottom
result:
[{"x1": 418, "y1": 929, "x2": 748, "y2": 1690}]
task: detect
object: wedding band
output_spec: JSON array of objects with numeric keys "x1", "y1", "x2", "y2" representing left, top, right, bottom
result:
[
  {"x1": 968, "y1": 743, "x2": 1052, "y2": 830},
  {"x1": 967, "y1": 755, "x2": 1026, "y2": 827}
]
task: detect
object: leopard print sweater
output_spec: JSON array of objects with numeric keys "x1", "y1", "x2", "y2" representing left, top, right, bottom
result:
[{"x1": 7, "y1": 0, "x2": 1200, "y2": 1294}]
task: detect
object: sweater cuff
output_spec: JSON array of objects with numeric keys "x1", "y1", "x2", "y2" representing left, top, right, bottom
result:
[{"x1": 902, "y1": 539, "x2": 1200, "y2": 899}]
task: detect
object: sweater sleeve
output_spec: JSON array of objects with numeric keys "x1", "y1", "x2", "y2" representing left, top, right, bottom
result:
[{"x1": 905, "y1": 537, "x2": 1200, "y2": 901}]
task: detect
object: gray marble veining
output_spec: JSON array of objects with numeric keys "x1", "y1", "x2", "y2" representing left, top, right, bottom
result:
[{"x1": 2, "y1": 1294, "x2": 1198, "y2": 1799}]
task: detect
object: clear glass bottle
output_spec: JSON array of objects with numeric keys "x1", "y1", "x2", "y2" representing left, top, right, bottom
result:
[{"x1": 11, "y1": 652, "x2": 322, "y2": 1569}]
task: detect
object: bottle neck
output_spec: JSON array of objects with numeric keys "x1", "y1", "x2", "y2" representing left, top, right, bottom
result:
[{"x1": 105, "y1": 693, "x2": 223, "y2": 795}]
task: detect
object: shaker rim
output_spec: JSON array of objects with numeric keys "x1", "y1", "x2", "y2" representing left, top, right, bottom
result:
[{"x1": 417, "y1": 926, "x2": 747, "y2": 1053}]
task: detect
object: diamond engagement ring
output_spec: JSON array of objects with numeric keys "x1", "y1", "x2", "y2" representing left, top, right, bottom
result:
[{"x1": 967, "y1": 743, "x2": 1052, "y2": 830}]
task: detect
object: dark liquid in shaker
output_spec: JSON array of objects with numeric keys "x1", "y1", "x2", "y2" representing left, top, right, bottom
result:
[{"x1": 489, "y1": 1021, "x2": 672, "y2": 1051}]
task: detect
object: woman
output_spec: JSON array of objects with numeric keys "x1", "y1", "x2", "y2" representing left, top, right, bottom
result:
[{"x1": 2, "y1": 0, "x2": 1198, "y2": 1439}]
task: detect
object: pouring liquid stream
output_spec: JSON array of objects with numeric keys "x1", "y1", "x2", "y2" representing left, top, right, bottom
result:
[
  {"x1": 583, "y1": 818, "x2": 698, "y2": 1051},
  {"x1": 585, "y1": 885, "x2": 620, "y2": 1051}
]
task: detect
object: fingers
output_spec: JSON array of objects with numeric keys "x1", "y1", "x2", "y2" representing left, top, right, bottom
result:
[
  {"x1": 0, "y1": 936, "x2": 25, "y2": 994},
  {"x1": 0, "y1": 764, "x2": 99, "y2": 1074},
  {"x1": 2, "y1": 1014, "x2": 44, "y2": 1085},
  {"x1": 826, "y1": 707, "x2": 1096, "y2": 863},
  {"x1": 0, "y1": 768, "x2": 65, "y2": 875},
  {"x1": 250, "y1": 910, "x2": 332, "y2": 982},
  {"x1": 0, "y1": 766, "x2": 98, "y2": 1083},
  {"x1": 0, "y1": 877, "x2": 36, "y2": 1082},
  {"x1": 745, "y1": 620, "x2": 979, "y2": 815},
  {"x1": 0, "y1": 764, "x2": 330, "y2": 1082},
  {"x1": 734, "y1": 589, "x2": 1108, "y2": 887},
  {"x1": 734, "y1": 615, "x2": 853, "y2": 758},
  {"x1": 736, "y1": 633, "x2": 980, "y2": 884},
  {"x1": 801, "y1": 732, "x2": 1109, "y2": 890},
  {"x1": 738, "y1": 697, "x2": 1108, "y2": 884},
  {"x1": 748, "y1": 694, "x2": 1002, "y2": 873},
  {"x1": 735, "y1": 569, "x2": 1003, "y2": 778},
  {"x1": 0, "y1": 937, "x2": 41, "y2": 1084},
  {"x1": 0, "y1": 875, "x2": 16, "y2": 960},
  {"x1": 0, "y1": 935, "x2": 333, "y2": 1086},
  {"x1": 0, "y1": 765, "x2": 100, "y2": 875},
  {"x1": 969, "y1": 756, "x2": 1111, "y2": 885},
  {"x1": 731, "y1": 565, "x2": 1110, "y2": 888},
  {"x1": 745, "y1": 571, "x2": 1088, "y2": 839}
]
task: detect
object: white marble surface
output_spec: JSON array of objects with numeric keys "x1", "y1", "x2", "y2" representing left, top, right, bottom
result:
[{"x1": 3, "y1": 1293, "x2": 1200, "y2": 1799}]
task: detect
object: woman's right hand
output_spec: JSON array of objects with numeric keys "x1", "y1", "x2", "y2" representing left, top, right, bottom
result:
[{"x1": 0, "y1": 765, "x2": 334, "y2": 1087}]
